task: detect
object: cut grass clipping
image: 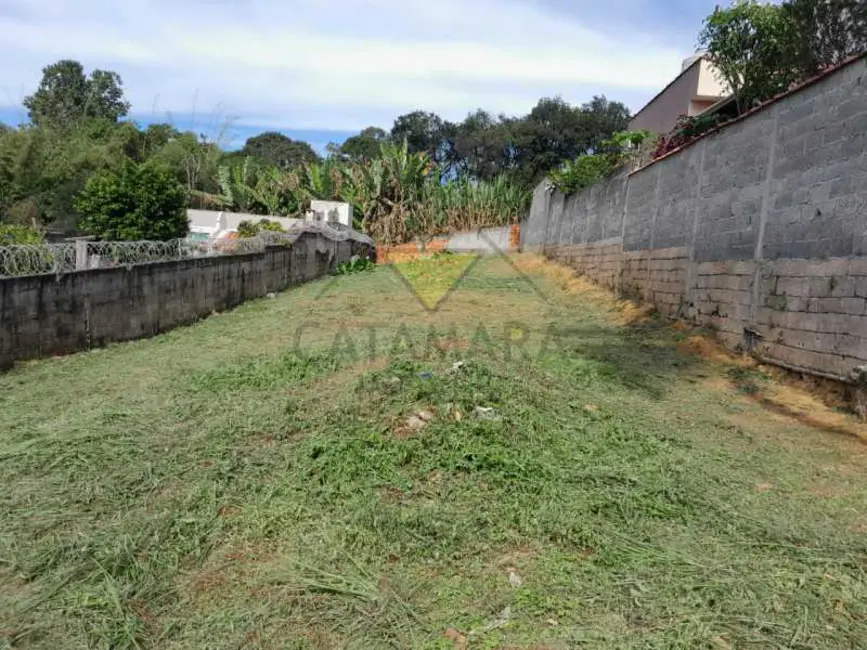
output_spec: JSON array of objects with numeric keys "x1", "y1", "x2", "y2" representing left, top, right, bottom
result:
[{"x1": 1, "y1": 254, "x2": 867, "y2": 649}]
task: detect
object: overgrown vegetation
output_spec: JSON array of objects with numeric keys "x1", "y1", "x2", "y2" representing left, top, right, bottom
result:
[
  {"x1": 0, "y1": 223, "x2": 44, "y2": 245},
  {"x1": 548, "y1": 130, "x2": 653, "y2": 194},
  {"x1": 639, "y1": 0, "x2": 867, "y2": 166},
  {"x1": 336, "y1": 255, "x2": 375, "y2": 275},
  {"x1": 2, "y1": 255, "x2": 867, "y2": 648},
  {"x1": 700, "y1": 0, "x2": 867, "y2": 115},
  {"x1": 75, "y1": 162, "x2": 188, "y2": 241},
  {"x1": 0, "y1": 61, "x2": 630, "y2": 243},
  {"x1": 237, "y1": 218, "x2": 286, "y2": 238}
]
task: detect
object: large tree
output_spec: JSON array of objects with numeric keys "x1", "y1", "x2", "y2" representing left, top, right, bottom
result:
[
  {"x1": 23, "y1": 60, "x2": 130, "y2": 128},
  {"x1": 509, "y1": 95, "x2": 630, "y2": 187},
  {"x1": 449, "y1": 110, "x2": 513, "y2": 181},
  {"x1": 783, "y1": 0, "x2": 867, "y2": 74},
  {"x1": 240, "y1": 132, "x2": 319, "y2": 170},
  {"x1": 390, "y1": 111, "x2": 446, "y2": 158},
  {"x1": 335, "y1": 126, "x2": 389, "y2": 163}
]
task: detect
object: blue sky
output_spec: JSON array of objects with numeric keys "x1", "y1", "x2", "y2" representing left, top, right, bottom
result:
[{"x1": 0, "y1": 0, "x2": 722, "y2": 151}]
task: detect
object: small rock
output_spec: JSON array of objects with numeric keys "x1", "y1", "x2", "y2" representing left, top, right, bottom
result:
[
  {"x1": 417, "y1": 410, "x2": 434, "y2": 422},
  {"x1": 449, "y1": 361, "x2": 467, "y2": 374},
  {"x1": 388, "y1": 376, "x2": 401, "y2": 385},
  {"x1": 406, "y1": 416, "x2": 428, "y2": 430},
  {"x1": 266, "y1": 292, "x2": 277, "y2": 299},
  {"x1": 482, "y1": 606, "x2": 511, "y2": 632},
  {"x1": 546, "y1": 618, "x2": 559, "y2": 627},
  {"x1": 474, "y1": 406, "x2": 501, "y2": 421},
  {"x1": 508, "y1": 570, "x2": 522, "y2": 588}
]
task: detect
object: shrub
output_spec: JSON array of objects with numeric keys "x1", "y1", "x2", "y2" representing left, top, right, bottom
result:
[
  {"x1": 336, "y1": 255, "x2": 375, "y2": 274},
  {"x1": 75, "y1": 162, "x2": 188, "y2": 241},
  {"x1": 548, "y1": 154, "x2": 613, "y2": 195},
  {"x1": 0, "y1": 224, "x2": 45, "y2": 245},
  {"x1": 652, "y1": 114, "x2": 725, "y2": 160},
  {"x1": 237, "y1": 218, "x2": 285, "y2": 238}
]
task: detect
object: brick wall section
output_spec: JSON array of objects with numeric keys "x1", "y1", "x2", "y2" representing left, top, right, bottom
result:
[
  {"x1": 520, "y1": 55, "x2": 867, "y2": 383},
  {"x1": 0, "y1": 232, "x2": 370, "y2": 368}
]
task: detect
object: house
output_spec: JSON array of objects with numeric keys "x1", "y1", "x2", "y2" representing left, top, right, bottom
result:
[
  {"x1": 628, "y1": 54, "x2": 730, "y2": 135},
  {"x1": 186, "y1": 209, "x2": 302, "y2": 241}
]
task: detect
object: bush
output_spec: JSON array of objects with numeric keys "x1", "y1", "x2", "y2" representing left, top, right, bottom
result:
[
  {"x1": 75, "y1": 162, "x2": 188, "y2": 241},
  {"x1": 0, "y1": 224, "x2": 45, "y2": 245},
  {"x1": 237, "y1": 218, "x2": 285, "y2": 238},
  {"x1": 548, "y1": 154, "x2": 613, "y2": 195},
  {"x1": 336, "y1": 255, "x2": 375, "y2": 275},
  {"x1": 652, "y1": 114, "x2": 725, "y2": 160}
]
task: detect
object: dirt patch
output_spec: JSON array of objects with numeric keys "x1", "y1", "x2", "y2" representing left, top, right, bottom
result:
[
  {"x1": 515, "y1": 255, "x2": 867, "y2": 440},
  {"x1": 747, "y1": 389, "x2": 867, "y2": 442},
  {"x1": 512, "y1": 254, "x2": 652, "y2": 325},
  {"x1": 677, "y1": 335, "x2": 753, "y2": 368}
]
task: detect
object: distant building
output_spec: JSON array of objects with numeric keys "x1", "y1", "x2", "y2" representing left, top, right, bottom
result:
[
  {"x1": 306, "y1": 201, "x2": 353, "y2": 228},
  {"x1": 187, "y1": 210, "x2": 302, "y2": 241},
  {"x1": 629, "y1": 54, "x2": 730, "y2": 135}
]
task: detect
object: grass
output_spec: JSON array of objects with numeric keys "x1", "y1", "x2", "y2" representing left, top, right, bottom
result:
[{"x1": 2, "y1": 254, "x2": 867, "y2": 649}]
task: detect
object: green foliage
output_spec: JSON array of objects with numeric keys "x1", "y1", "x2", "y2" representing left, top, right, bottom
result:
[
  {"x1": 4, "y1": 256, "x2": 867, "y2": 648},
  {"x1": 336, "y1": 255, "x2": 375, "y2": 274},
  {"x1": 75, "y1": 162, "x2": 188, "y2": 241},
  {"x1": 783, "y1": 0, "x2": 867, "y2": 73},
  {"x1": 548, "y1": 155, "x2": 613, "y2": 195},
  {"x1": 699, "y1": 1, "x2": 797, "y2": 114},
  {"x1": 331, "y1": 127, "x2": 389, "y2": 163},
  {"x1": 699, "y1": 0, "x2": 867, "y2": 116},
  {"x1": 0, "y1": 224, "x2": 45, "y2": 244},
  {"x1": 5, "y1": 57, "x2": 632, "y2": 239},
  {"x1": 23, "y1": 60, "x2": 130, "y2": 128},
  {"x1": 237, "y1": 218, "x2": 286, "y2": 238},
  {"x1": 546, "y1": 130, "x2": 654, "y2": 194},
  {"x1": 390, "y1": 111, "x2": 445, "y2": 157},
  {"x1": 240, "y1": 132, "x2": 321, "y2": 170}
]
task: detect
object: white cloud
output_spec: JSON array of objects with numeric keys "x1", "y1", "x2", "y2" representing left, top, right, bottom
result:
[{"x1": 0, "y1": 0, "x2": 692, "y2": 132}]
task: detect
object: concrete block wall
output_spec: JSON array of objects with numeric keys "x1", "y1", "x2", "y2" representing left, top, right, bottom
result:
[
  {"x1": 521, "y1": 54, "x2": 867, "y2": 383},
  {"x1": 0, "y1": 232, "x2": 371, "y2": 368}
]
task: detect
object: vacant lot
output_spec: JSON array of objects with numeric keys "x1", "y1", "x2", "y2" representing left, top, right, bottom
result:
[{"x1": 2, "y1": 254, "x2": 867, "y2": 649}]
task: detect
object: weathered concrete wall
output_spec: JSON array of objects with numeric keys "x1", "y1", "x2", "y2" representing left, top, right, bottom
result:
[
  {"x1": 0, "y1": 232, "x2": 370, "y2": 368},
  {"x1": 447, "y1": 225, "x2": 511, "y2": 253},
  {"x1": 522, "y1": 55, "x2": 867, "y2": 383}
]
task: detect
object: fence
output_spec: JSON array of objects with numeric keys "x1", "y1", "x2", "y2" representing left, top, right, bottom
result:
[
  {"x1": 1, "y1": 228, "x2": 374, "y2": 368},
  {"x1": 0, "y1": 222, "x2": 374, "y2": 279},
  {"x1": 522, "y1": 54, "x2": 867, "y2": 385}
]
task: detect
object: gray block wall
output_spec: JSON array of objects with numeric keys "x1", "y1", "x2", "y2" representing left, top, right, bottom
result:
[
  {"x1": 522, "y1": 54, "x2": 867, "y2": 383},
  {"x1": 0, "y1": 232, "x2": 371, "y2": 368}
]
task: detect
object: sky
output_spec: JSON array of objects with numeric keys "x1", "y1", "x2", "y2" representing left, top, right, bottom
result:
[{"x1": 0, "y1": 0, "x2": 722, "y2": 151}]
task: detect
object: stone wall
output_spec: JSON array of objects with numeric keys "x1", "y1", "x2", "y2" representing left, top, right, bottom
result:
[
  {"x1": 523, "y1": 55, "x2": 867, "y2": 383},
  {"x1": 0, "y1": 232, "x2": 370, "y2": 368}
]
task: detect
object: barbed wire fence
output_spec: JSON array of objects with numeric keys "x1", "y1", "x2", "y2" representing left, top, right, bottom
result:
[{"x1": 0, "y1": 222, "x2": 374, "y2": 279}]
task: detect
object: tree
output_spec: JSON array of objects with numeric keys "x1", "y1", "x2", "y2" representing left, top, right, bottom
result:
[
  {"x1": 783, "y1": 0, "x2": 867, "y2": 74},
  {"x1": 509, "y1": 95, "x2": 630, "y2": 187},
  {"x1": 450, "y1": 110, "x2": 514, "y2": 181},
  {"x1": 390, "y1": 111, "x2": 445, "y2": 158},
  {"x1": 76, "y1": 162, "x2": 188, "y2": 241},
  {"x1": 240, "y1": 132, "x2": 320, "y2": 170},
  {"x1": 23, "y1": 60, "x2": 130, "y2": 128},
  {"x1": 699, "y1": 1, "x2": 799, "y2": 114},
  {"x1": 335, "y1": 126, "x2": 389, "y2": 162}
]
